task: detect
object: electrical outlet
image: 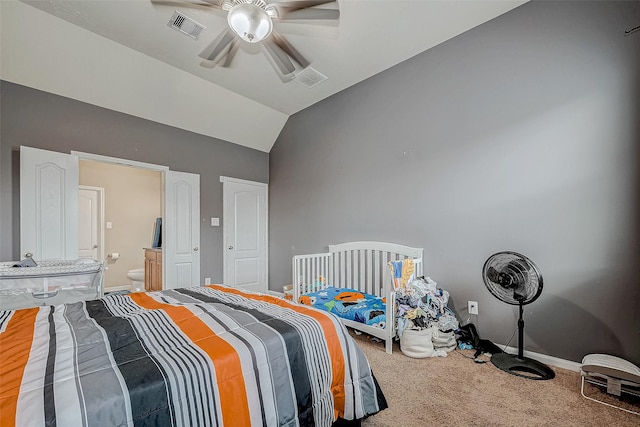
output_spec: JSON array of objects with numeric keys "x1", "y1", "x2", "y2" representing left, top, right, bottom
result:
[
  {"x1": 468, "y1": 300, "x2": 479, "y2": 315},
  {"x1": 205, "y1": 277, "x2": 211, "y2": 285}
]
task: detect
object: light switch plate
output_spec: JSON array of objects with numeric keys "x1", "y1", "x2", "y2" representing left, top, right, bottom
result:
[{"x1": 211, "y1": 217, "x2": 220, "y2": 226}]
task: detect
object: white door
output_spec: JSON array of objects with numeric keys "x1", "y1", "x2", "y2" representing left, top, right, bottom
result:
[
  {"x1": 20, "y1": 146, "x2": 78, "y2": 260},
  {"x1": 78, "y1": 186, "x2": 104, "y2": 260},
  {"x1": 221, "y1": 177, "x2": 268, "y2": 293},
  {"x1": 165, "y1": 171, "x2": 201, "y2": 289}
]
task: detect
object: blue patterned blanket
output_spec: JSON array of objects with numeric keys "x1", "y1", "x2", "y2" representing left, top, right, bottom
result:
[{"x1": 299, "y1": 286, "x2": 387, "y2": 329}]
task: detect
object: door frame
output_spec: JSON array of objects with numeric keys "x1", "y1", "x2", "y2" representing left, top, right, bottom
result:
[
  {"x1": 73, "y1": 151, "x2": 169, "y2": 173},
  {"x1": 78, "y1": 185, "x2": 105, "y2": 262},
  {"x1": 220, "y1": 176, "x2": 269, "y2": 291},
  {"x1": 72, "y1": 151, "x2": 170, "y2": 284}
]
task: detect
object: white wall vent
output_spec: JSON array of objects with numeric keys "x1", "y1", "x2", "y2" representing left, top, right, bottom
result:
[
  {"x1": 293, "y1": 67, "x2": 328, "y2": 89},
  {"x1": 168, "y1": 11, "x2": 206, "y2": 40}
]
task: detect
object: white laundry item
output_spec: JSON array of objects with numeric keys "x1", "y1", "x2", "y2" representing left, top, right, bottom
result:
[{"x1": 400, "y1": 327, "x2": 447, "y2": 359}]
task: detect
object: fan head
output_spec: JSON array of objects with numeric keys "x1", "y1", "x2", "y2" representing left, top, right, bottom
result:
[
  {"x1": 482, "y1": 251, "x2": 543, "y2": 305},
  {"x1": 226, "y1": 1, "x2": 274, "y2": 43}
]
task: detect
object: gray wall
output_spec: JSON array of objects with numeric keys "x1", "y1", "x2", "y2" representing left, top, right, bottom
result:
[
  {"x1": 269, "y1": 1, "x2": 640, "y2": 364},
  {"x1": 0, "y1": 81, "x2": 269, "y2": 283}
]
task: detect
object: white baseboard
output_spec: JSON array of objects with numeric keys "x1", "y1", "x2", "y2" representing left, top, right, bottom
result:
[
  {"x1": 498, "y1": 344, "x2": 582, "y2": 372},
  {"x1": 105, "y1": 284, "x2": 132, "y2": 293}
]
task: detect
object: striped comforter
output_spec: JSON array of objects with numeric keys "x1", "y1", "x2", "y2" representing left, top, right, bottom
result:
[{"x1": 0, "y1": 285, "x2": 387, "y2": 426}]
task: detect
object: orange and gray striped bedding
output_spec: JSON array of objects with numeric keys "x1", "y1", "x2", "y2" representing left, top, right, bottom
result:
[{"x1": 0, "y1": 284, "x2": 387, "y2": 426}]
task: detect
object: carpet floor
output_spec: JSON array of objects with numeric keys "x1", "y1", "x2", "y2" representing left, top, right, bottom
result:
[{"x1": 351, "y1": 331, "x2": 639, "y2": 426}]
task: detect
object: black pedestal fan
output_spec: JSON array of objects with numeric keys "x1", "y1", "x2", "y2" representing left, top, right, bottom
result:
[{"x1": 482, "y1": 251, "x2": 555, "y2": 380}]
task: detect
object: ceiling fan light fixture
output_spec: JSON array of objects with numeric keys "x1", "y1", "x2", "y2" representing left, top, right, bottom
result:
[{"x1": 227, "y1": 3, "x2": 273, "y2": 43}]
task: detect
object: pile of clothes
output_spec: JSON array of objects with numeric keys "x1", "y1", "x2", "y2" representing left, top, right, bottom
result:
[
  {"x1": 396, "y1": 277, "x2": 459, "y2": 345},
  {"x1": 389, "y1": 260, "x2": 459, "y2": 358}
]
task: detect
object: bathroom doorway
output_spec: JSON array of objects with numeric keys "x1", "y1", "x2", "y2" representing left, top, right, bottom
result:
[{"x1": 79, "y1": 160, "x2": 162, "y2": 290}]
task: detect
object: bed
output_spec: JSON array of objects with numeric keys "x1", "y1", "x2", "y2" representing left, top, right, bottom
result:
[
  {"x1": 0, "y1": 284, "x2": 387, "y2": 426},
  {"x1": 292, "y1": 242, "x2": 424, "y2": 354}
]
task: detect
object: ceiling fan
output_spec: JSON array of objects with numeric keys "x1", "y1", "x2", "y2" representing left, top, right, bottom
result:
[{"x1": 160, "y1": 0, "x2": 340, "y2": 79}]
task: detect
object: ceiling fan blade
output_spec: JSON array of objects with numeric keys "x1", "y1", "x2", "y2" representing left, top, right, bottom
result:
[
  {"x1": 277, "y1": 8, "x2": 339, "y2": 21},
  {"x1": 200, "y1": 0, "x2": 226, "y2": 6},
  {"x1": 221, "y1": 40, "x2": 239, "y2": 67},
  {"x1": 198, "y1": 29, "x2": 236, "y2": 62},
  {"x1": 263, "y1": 39, "x2": 296, "y2": 75},
  {"x1": 271, "y1": 32, "x2": 309, "y2": 68},
  {"x1": 267, "y1": 0, "x2": 339, "y2": 21},
  {"x1": 268, "y1": 0, "x2": 335, "y2": 10},
  {"x1": 150, "y1": 0, "x2": 223, "y2": 11}
]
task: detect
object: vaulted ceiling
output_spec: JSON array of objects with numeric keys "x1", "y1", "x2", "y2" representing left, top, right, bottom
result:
[{"x1": 0, "y1": 0, "x2": 526, "y2": 152}]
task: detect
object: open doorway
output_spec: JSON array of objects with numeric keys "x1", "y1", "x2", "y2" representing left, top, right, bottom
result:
[{"x1": 79, "y1": 160, "x2": 162, "y2": 291}]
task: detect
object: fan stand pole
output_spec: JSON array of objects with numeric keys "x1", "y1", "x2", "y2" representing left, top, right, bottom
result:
[
  {"x1": 518, "y1": 303, "x2": 525, "y2": 359},
  {"x1": 490, "y1": 302, "x2": 556, "y2": 380}
]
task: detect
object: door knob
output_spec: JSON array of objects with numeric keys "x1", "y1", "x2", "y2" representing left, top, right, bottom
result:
[
  {"x1": 193, "y1": 247, "x2": 199, "y2": 251},
  {"x1": 228, "y1": 246, "x2": 234, "y2": 250},
  {"x1": 93, "y1": 244, "x2": 98, "y2": 249}
]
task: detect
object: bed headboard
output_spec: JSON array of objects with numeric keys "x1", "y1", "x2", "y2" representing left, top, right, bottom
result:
[{"x1": 293, "y1": 241, "x2": 424, "y2": 298}]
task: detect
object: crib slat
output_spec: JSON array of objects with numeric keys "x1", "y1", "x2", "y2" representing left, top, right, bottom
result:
[
  {"x1": 351, "y1": 250, "x2": 357, "y2": 289},
  {"x1": 312, "y1": 258, "x2": 317, "y2": 290},
  {"x1": 352, "y1": 250, "x2": 356, "y2": 288},
  {"x1": 338, "y1": 252, "x2": 346, "y2": 288},
  {"x1": 358, "y1": 250, "x2": 365, "y2": 295},
  {"x1": 344, "y1": 251, "x2": 349, "y2": 288},
  {"x1": 304, "y1": 258, "x2": 308, "y2": 292},
  {"x1": 327, "y1": 255, "x2": 336, "y2": 286},
  {"x1": 321, "y1": 256, "x2": 326, "y2": 285},
  {"x1": 381, "y1": 252, "x2": 387, "y2": 296},
  {"x1": 387, "y1": 252, "x2": 394, "y2": 292},
  {"x1": 356, "y1": 251, "x2": 359, "y2": 288},
  {"x1": 363, "y1": 250, "x2": 369, "y2": 295},
  {"x1": 371, "y1": 250, "x2": 380, "y2": 293},
  {"x1": 369, "y1": 250, "x2": 375, "y2": 296}
]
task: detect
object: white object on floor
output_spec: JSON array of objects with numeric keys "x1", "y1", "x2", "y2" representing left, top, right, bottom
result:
[
  {"x1": 580, "y1": 353, "x2": 640, "y2": 415},
  {"x1": 400, "y1": 327, "x2": 446, "y2": 359},
  {"x1": 127, "y1": 268, "x2": 145, "y2": 292}
]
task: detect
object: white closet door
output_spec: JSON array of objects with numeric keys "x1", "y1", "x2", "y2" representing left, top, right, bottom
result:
[
  {"x1": 78, "y1": 186, "x2": 103, "y2": 261},
  {"x1": 165, "y1": 170, "x2": 200, "y2": 289},
  {"x1": 221, "y1": 176, "x2": 268, "y2": 293},
  {"x1": 20, "y1": 146, "x2": 78, "y2": 261}
]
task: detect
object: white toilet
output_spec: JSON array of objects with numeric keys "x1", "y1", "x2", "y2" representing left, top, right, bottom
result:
[{"x1": 127, "y1": 268, "x2": 145, "y2": 292}]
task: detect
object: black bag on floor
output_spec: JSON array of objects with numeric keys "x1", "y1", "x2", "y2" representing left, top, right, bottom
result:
[{"x1": 456, "y1": 323, "x2": 503, "y2": 358}]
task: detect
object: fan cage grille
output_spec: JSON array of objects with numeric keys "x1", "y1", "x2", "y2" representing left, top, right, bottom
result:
[{"x1": 482, "y1": 251, "x2": 543, "y2": 305}]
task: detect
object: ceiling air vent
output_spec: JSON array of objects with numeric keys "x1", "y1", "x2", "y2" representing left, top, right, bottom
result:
[
  {"x1": 293, "y1": 67, "x2": 328, "y2": 89},
  {"x1": 168, "y1": 11, "x2": 206, "y2": 40}
]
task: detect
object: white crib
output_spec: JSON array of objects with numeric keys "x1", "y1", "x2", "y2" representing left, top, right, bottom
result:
[{"x1": 293, "y1": 241, "x2": 423, "y2": 354}]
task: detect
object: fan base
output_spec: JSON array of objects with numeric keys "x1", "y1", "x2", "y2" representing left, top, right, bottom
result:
[{"x1": 491, "y1": 352, "x2": 556, "y2": 380}]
